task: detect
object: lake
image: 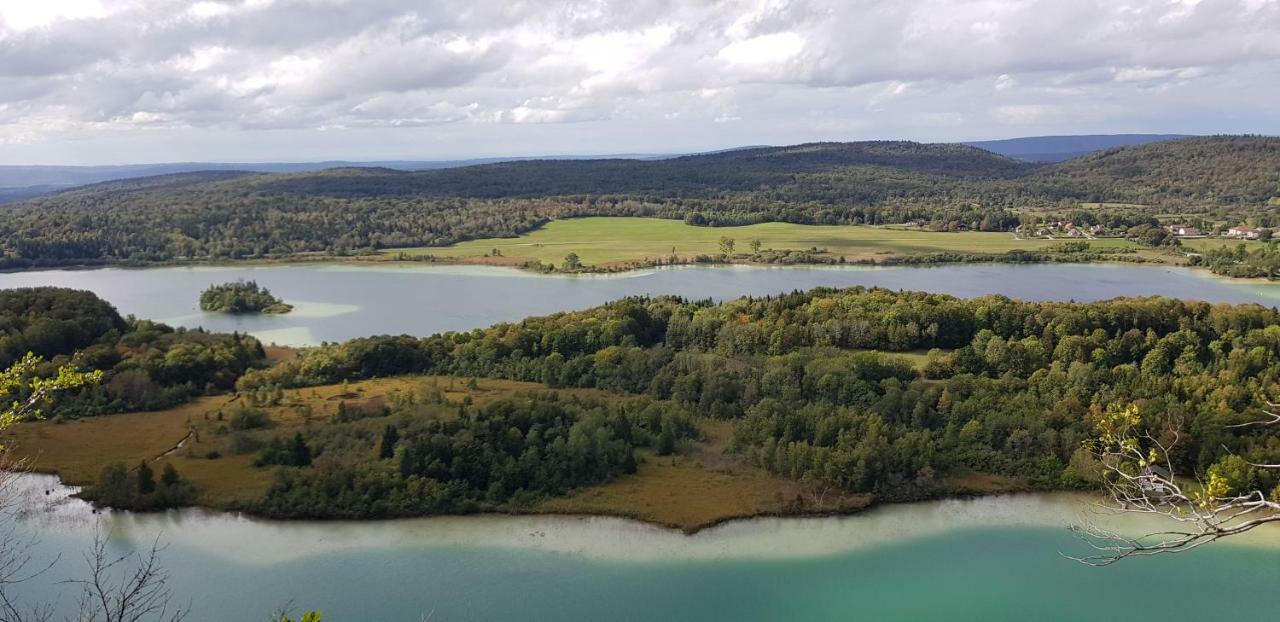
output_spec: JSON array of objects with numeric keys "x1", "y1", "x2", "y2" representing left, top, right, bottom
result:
[
  {"x1": 2, "y1": 262, "x2": 1278, "y2": 346},
  {"x1": 8, "y1": 473, "x2": 1279, "y2": 621},
  {"x1": 6, "y1": 261, "x2": 1280, "y2": 620}
]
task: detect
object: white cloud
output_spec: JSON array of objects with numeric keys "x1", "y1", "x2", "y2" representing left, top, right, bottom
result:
[
  {"x1": 717, "y1": 32, "x2": 805, "y2": 69},
  {"x1": 989, "y1": 104, "x2": 1062, "y2": 125},
  {"x1": 0, "y1": 0, "x2": 111, "y2": 32},
  {"x1": 0, "y1": 0, "x2": 1278, "y2": 163}
]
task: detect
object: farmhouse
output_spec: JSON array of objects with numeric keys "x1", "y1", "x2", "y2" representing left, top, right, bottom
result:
[{"x1": 1227, "y1": 225, "x2": 1262, "y2": 239}]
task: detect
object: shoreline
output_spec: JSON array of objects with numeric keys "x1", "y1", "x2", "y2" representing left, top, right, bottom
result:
[
  {"x1": 0, "y1": 249, "x2": 1197, "y2": 277},
  {"x1": 5, "y1": 254, "x2": 1275, "y2": 295},
  {"x1": 15, "y1": 467, "x2": 1055, "y2": 536}
]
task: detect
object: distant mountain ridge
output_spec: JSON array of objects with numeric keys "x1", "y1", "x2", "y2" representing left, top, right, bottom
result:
[
  {"x1": 0, "y1": 134, "x2": 1197, "y2": 201},
  {"x1": 0, "y1": 154, "x2": 676, "y2": 203},
  {"x1": 235, "y1": 141, "x2": 1025, "y2": 200},
  {"x1": 964, "y1": 134, "x2": 1193, "y2": 162}
]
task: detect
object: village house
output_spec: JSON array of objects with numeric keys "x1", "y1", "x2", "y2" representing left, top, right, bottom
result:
[
  {"x1": 1166, "y1": 224, "x2": 1202, "y2": 236},
  {"x1": 1227, "y1": 225, "x2": 1262, "y2": 239}
]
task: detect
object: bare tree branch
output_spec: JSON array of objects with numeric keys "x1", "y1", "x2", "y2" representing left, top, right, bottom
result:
[
  {"x1": 66, "y1": 529, "x2": 187, "y2": 622},
  {"x1": 1071, "y1": 402, "x2": 1280, "y2": 565}
]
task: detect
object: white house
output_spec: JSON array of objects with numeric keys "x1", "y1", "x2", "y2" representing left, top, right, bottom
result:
[{"x1": 1227, "y1": 226, "x2": 1262, "y2": 239}]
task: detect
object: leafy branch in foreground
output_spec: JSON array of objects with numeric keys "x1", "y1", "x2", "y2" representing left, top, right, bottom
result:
[
  {"x1": 269, "y1": 608, "x2": 321, "y2": 622},
  {"x1": 0, "y1": 352, "x2": 103, "y2": 439},
  {"x1": 1, "y1": 356, "x2": 185, "y2": 622},
  {"x1": 1071, "y1": 402, "x2": 1280, "y2": 565}
]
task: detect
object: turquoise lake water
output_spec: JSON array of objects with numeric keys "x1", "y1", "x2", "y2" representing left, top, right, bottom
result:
[{"x1": 9, "y1": 475, "x2": 1279, "y2": 621}]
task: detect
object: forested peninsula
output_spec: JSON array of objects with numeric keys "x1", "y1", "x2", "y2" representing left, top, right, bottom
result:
[
  {"x1": 7, "y1": 285, "x2": 1278, "y2": 526},
  {"x1": 1, "y1": 287, "x2": 266, "y2": 415}
]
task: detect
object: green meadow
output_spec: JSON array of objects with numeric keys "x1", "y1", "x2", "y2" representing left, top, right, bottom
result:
[{"x1": 390, "y1": 217, "x2": 1143, "y2": 267}]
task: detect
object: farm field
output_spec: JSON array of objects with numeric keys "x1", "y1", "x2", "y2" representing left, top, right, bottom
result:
[{"x1": 387, "y1": 217, "x2": 1145, "y2": 267}]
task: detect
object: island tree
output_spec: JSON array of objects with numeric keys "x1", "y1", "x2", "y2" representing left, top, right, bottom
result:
[{"x1": 199, "y1": 280, "x2": 293, "y2": 314}]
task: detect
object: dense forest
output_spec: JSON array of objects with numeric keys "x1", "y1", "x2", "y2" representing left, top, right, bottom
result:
[
  {"x1": 250, "y1": 391, "x2": 697, "y2": 518},
  {"x1": 230, "y1": 288, "x2": 1280, "y2": 507},
  {"x1": 2, "y1": 137, "x2": 1277, "y2": 268},
  {"x1": 0, "y1": 287, "x2": 267, "y2": 415}
]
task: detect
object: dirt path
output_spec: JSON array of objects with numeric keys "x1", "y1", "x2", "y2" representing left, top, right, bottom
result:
[{"x1": 153, "y1": 428, "x2": 197, "y2": 461}]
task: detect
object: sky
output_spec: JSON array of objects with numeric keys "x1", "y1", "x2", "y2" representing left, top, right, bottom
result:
[{"x1": 1, "y1": 0, "x2": 1278, "y2": 165}]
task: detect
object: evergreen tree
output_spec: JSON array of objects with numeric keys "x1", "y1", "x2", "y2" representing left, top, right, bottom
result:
[
  {"x1": 399, "y1": 444, "x2": 417, "y2": 478},
  {"x1": 379, "y1": 425, "x2": 399, "y2": 459},
  {"x1": 291, "y1": 433, "x2": 312, "y2": 467},
  {"x1": 137, "y1": 461, "x2": 156, "y2": 495},
  {"x1": 160, "y1": 463, "x2": 180, "y2": 488}
]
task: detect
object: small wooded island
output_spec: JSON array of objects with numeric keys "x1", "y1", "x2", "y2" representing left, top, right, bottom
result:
[{"x1": 199, "y1": 280, "x2": 293, "y2": 314}]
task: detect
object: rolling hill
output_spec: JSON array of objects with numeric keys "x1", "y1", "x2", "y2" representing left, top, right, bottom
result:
[
  {"x1": 1, "y1": 136, "x2": 1277, "y2": 268},
  {"x1": 235, "y1": 141, "x2": 1029, "y2": 200},
  {"x1": 1030, "y1": 135, "x2": 1280, "y2": 204},
  {"x1": 965, "y1": 134, "x2": 1192, "y2": 162}
]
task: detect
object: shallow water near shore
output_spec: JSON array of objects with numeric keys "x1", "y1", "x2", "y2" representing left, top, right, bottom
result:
[
  {"x1": 7, "y1": 473, "x2": 1280, "y2": 621},
  {"x1": 2, "y1": 262, "x2": 1278, "y2": 346}
]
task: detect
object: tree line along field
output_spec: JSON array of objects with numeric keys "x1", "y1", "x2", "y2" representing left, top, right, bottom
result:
[{"x1": 390, "y1": 217, "x2": 1149, "y2": 267}]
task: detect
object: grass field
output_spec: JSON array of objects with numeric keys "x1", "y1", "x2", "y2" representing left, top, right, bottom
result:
[
  {"x1": 538, "y1": 420, "x2": 870, "y2": 531},
  {"x1": 1180, "y1": 238, "x2": 1262, "y2": 253},
  {"x1": 387, "y1": 217, "x2": 1144, "y2": 267}
]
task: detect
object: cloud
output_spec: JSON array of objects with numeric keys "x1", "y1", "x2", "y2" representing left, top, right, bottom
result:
[
  {"x1": 989, "y1": 104, "x2": 1063, "y2": 125},
  {"x1": 0, "y1": 0, "x2": 1278, "y2": 162}
]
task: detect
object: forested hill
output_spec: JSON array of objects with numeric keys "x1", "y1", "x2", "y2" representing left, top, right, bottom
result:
[
  {"x1": 242, "y1": 141, "x2": 1029, "y2": 199},
  {"x1": 1033, "y1": 135, "x2": 1280, "y2": 204},
  {"x1": 964, "y1": 133, "x2": 1191, "y2": 162},
  {"x1": 47, "y1": 170, "x2": 260, "y2": 198},
  {"x1": 1, "y1": 136, "x2": 1277, "y2": 268}
]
